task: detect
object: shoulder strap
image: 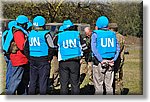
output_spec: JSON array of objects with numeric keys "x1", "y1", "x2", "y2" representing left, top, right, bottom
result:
[
  {"x1": 13, "y1": 26, "x2": 28, "y2": 35},
  {"x1": 2, "y1": 30, "x2": 8, "y2": 46}
]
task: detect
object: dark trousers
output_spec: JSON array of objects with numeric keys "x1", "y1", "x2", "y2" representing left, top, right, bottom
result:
[
  {"x1": 59, "y1": 60, "x2": 80, "y2": 95},
  {"x1": 29, "y1": 58, "x2": 50, "y2": 95},
  {"x1": 6, "y1": 64, "x2": 29, "y2": 95},
  {"x1": 4, "y1": 56, "x2": 12, "y2": 90}
]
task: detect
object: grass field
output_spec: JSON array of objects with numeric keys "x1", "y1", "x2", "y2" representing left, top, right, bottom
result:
[
  {"x1": 0, "y1": 35, "x2": 143, "y2": 95},
  {"x1": 122, "y1": 36, "x2": 143, "y2": 95}
]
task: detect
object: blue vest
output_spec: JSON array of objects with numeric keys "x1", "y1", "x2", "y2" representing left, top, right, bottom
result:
[
  {"x1": 28, "y1": 30, "x2": 49, "y2": 57},
  {"x1": 94, "y1": 30, "x2": 117, "y2": 58},
  {"x1": 2, "y1": 26, "x2": 28, "y2": 53},
  {"x1": 2, "y1": 30, "x2": 8, "y2": 53},
  {"x1": 58, "y1": 31, "x2": 83, "y2": 61}
]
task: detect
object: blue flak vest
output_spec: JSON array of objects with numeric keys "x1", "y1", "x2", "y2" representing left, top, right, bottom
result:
[
  {"x1": 28, "y1": 30, "x2": 49, "y2": 57},
  {"x1": 2, "y1": 30, "x2": 8, "y2": 51},
  {"x1": 2, "y1": 26, "x2": 28, "y2": 53},
  {"x1": 94, "y1": 30, "x2": 117, "y2": 59},
  {"x1": 58, "y1": 31, "x2": 83, "y2": 61}
]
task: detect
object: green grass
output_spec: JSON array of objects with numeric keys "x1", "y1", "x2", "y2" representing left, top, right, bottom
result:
[{"x1": 123, "y1": 44, "x2": 143, "y2": 95}]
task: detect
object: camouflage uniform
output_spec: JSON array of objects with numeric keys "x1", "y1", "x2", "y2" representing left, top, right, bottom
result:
[
  {"x1": 109, "y1": 23, "x2": 125, "y2": 94},
  {"x1": 50, "y1": 56, "x2": 60, "y2": 88},
  {"x1": 114, "y1": 32, "x2": 125, "y2": 94},
  {"x1": 50, "y1": 33, "x2": 60, "y2": 89},
  {"x1": 80, "y1": 37, "x2": 93, "y2": 85}
]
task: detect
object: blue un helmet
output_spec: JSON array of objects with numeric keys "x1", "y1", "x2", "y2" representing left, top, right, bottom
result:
[
  {"x1": 16, "y1": 15, "x2": 29, "y2": 24},
  {"x1": 96, "y1": 16, "x2": 109, "y2": 29},
  {"x1": 62, "y1": 19, "x2": 74, "y2": 30},
  {"x1": 8, "y1": 20, "x2": 17, "y2": 29},
  {"x1": 33, "y1": 16, "x2": 45, "y2": 27}
]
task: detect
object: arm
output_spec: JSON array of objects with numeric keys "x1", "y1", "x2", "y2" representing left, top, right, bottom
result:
[
  {"x1": 14, "y1": 30, "x2": 26, "y2": 51},
  {"x1": 45, "y1": 32, "x2": 55, "y2": 61},
  {"x1": 112, "y1": 39, "x2": 120, "y2": 61},
  {"x1": 91, "y1": 33, "x2": 103, "y2": 62},
  {"x1": 53, "y1": 35, "x2": 58, "y2": 57},
  {"x1": 24, "y1": 37, "x2": 29, "y2": 59},
  {"x1": 80, "y1": 35, "x2": 88, "y2": 52},
  {"x1": 45, "y1": 32, "x2": 54, "y2": 48}
]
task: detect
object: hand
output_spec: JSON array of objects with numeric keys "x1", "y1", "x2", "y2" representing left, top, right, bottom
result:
[
  {"x1": 80, "y1": 59, "x2": 83, "y2": 64},
  {"x1": 101, "y1": 60, "x2": 107, "y2": 64},
  {"x1": 108, "y1": 60, "x2": 114, "y2": 66},
  {"x1": 48, "y1": 60, "x2": 51, "y2": 63}
]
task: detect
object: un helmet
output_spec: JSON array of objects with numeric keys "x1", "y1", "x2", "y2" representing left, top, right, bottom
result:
[
  {"x1": 33, "y1": 16, "x2": 45, "y2": 27},
  {"x1": 8, "y1": 20, "x2": 17, "y2": 29},
  {"x1": 16, "y1": 15, "x2": 29, "y2": 24},
  {"x1": 96, "y1": 16, "x2": 109, "y2": 29},
  {"x1": 62, "y1": 19, "x2": 74, "y2": 30}
]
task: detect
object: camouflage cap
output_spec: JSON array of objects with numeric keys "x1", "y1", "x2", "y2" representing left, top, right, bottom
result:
[{"x1": 109, "y1": 23, "x2": 118, "y2": 29}]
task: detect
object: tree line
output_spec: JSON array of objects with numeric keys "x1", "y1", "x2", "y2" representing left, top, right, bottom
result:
[{"x1": 2, "y1": 0, "x2": 143, "y2": 37}]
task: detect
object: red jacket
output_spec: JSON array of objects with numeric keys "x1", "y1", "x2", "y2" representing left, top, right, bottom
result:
[{"x1": 10, "y1": 30, "x2": 28, "y2": 66}]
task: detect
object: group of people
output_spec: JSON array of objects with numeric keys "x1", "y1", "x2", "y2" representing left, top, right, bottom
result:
[{"x1": 2, "y1": 14, "x2": 125, "y2": 95}]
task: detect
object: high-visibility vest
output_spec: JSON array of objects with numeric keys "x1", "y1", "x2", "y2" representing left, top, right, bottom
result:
[
  {"x1": 28, "y1": 30, "x2": 49, "y2": 57},
  {"x1": 2, "y1": 26, "x2": 28, "y2": 53},
  {"x1": 58, "y1": 30, "x2": 83, "y2": 61},
  {"x1": 94, "y1": 30, "x2": 117, "y2": 58}
]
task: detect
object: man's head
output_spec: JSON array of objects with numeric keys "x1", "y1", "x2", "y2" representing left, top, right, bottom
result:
[
  {"x1": 62, "y1": 19, "x2": 74, "y2": 30},
  {"x1": 96, "y1": 16, "x2": 109, "y2": 29},
  {"x1": 16, "y1": 15, "x2": 29, "y2": 30},
  {"x1": 33, "y1": 16, "x2": 46, "y2": 30},
  {"x1": 109, "y1": 23, "x2": 118, "y2": 32},
  {"x1": 84, "y1": 27, "x2": 92, "y2": 37}
]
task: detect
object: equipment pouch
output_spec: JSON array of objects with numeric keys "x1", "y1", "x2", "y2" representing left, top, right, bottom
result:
[{"x1": 10, "y1": 42, "x2": 19, "y2": 54}]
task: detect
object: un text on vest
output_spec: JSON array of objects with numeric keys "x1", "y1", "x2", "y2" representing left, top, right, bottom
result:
[
  {"x1": 101, "y1": 38, "x2": 114, "y2": 47},
  {"x1": 30, "y1": 37, "x2": 41, "y2": 46},
  {"x1": 63, "y1": 39, "x2": 77, "y2": 48}
]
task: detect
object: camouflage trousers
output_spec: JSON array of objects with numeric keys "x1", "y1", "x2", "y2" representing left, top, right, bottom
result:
[
  {"x1": 50, "y1": 56, "x2": 59, "y2": 87},
  {"x1": 114, "y1": 57, "x2": 124, "y2": 94},
  {"x1": 80, "y1": 59, "x2": 93, "y2": 85}
]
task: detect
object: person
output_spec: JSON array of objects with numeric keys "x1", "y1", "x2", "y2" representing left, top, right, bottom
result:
[
  {"x1": 91, "y1": 16, "x2": 120, "y2": 95},
  {"x1": 2, "y1": 20, "x2": 17, "y2": 92},
  {"x1": 55, "y1": 19, "x2": 88, "y2": 95},
  {"x1": 109, "y1": 23, "x2": 125, "y2": 94},
  {"x1": 80, "y1": 27, "x2": 93, "y2": 85},
  {"x1": 50, "y1": 26, "x2": 64, "y2": 89},
  {"x1": 83, "y1": 27, "x2": 93, "y2": 85},
  {"x1": 6, "y1": 15, "x2": 29, "y2": 95},
  {"x1": 28, "y1": 16, "x2": 54, "y2": 95}
]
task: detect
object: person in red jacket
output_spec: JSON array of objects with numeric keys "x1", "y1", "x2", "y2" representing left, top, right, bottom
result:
[{"x1": 6, "y1": 15, "x2": 29, "y2": 95}]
